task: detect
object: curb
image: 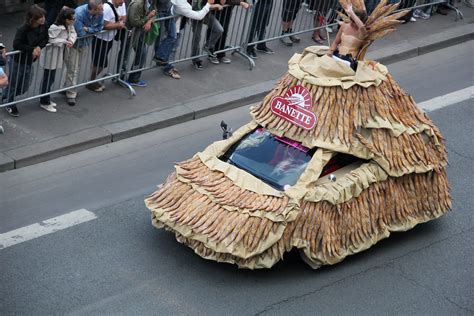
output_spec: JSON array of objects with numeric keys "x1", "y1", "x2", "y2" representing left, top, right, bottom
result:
[{"x1": 1, "y1": 25, "x2": 472, "y2": 173}]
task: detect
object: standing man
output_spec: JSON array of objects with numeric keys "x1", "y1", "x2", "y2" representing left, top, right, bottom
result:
[
  {"x1": 125, "y1": 0, "x2": 157, "y2": 87},
  {"x1": 111, "y1": 0, "x2": 128, "y2": 80},
  {"x1": 207, "y1": 0, "x2": 249, "y2": 65},
  {"x1": 152, "y1": 0, "x2": 180, "y2": 79},
  {"x1": 280, "y1": 0, "x2": 302, "y2": 46},
  {"x1": 64, "y1": 0, "x2": 104, "y2": 106},
  {"x1": 169, "y1": 0, "x2": 222, "y2": 69},
  {"x1": 246, "y1": 0, "x2": 274, "y2": 58},
  {"x1": 86, "y1": 0, "x2": 126, "y2": 92},
  {"x1": 190, "y1": 0, "x2": 224, "y2": 70}
]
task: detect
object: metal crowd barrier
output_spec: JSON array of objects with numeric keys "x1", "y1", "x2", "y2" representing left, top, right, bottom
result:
[
  {"x1": 0, "y1": 0, "x2": 463, "y2": 109},
  {"x1": 1, "y1": 30, "x2": 131, "y2": 108},
  {"x1": 122, "y1": 5, "x2": 255, "y2": 78}
]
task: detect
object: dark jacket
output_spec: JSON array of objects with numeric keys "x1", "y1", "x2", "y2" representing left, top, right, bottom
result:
[
  {"x1": 45, "y1": 0, "x2": 77, "y2": 9},
  {"x1": 13, "y1": 24, "x2": 49, "y2": 65},
  {"x1": 127, "y1": 0, "x2": 157, "y2": 28},
  {"x1": 156, "y1": 0, "x2": 172, "y2": 11}
]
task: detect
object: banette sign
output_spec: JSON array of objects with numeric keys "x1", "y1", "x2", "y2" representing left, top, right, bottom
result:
[{"x1": 270, "y1": 85, "x2": 316, "y2": 130}]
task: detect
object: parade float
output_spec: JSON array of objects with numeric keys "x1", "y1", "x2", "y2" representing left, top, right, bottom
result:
[{"x1": 145, "y1": 0, "x2": 451, "y2": 269}]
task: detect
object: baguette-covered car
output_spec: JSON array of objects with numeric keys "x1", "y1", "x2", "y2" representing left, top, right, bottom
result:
[
  {"x1": 145, "y1": 46, "x2": 450, "y2": 269},
  {"x1": 145, "y1": 0, "x2": 452, "y2": 269}
]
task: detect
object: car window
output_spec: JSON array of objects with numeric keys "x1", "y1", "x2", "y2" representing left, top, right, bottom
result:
[
  {"x1": 320, "y1": 153, "x2": 364, "y2": 177},
  {"x1": 220, "y1": 128, "x2": 315, "y2": 190}
]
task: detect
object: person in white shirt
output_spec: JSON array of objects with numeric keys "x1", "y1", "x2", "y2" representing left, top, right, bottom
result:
[
  {"x1": 109, "y1": 0, "x2": 128, "y2": 79},
  {"x1": 87, "y1": 0, "x2": 126, "y2": 92},
  {"x1": 172, "y1": 0, "x2": 214, "y2": 22},
  {"x1": 170, "y1": 0, "x2": 222, "y2": 71}
]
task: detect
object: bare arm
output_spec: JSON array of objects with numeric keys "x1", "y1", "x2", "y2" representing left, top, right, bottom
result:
[
  {"x1": 344, "y1": 4, "x2": 365, "y2": 30},
  {"x1": 104, "y1": 19, "x2": 125, "y2": 30},
  {"x1": 328, "y1": 24, "x2": 343, "y2": 55}
]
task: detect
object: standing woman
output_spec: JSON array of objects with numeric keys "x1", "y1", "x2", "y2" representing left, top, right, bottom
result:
[
  {"x1": 327, "y1": 2, "x2": 367, "y2": 70},
  {"x1": 39, "y1": 7, "x2": 77, "y2": 112},
  {"x1": 308, "y1": 0, "x2": 337, "y2": 43},
  {"x1": 2, "y1": 5, "x2": 49, "y2": 117}
]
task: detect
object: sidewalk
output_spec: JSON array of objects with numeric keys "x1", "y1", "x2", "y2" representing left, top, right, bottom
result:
[{"x1": 0, "y1": 4, "x2": 473, "y2": 172}]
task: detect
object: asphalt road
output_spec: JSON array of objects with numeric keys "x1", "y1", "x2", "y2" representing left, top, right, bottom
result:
[{"x1": 0, "y1": 42, "x2": 473, "y2": 315}]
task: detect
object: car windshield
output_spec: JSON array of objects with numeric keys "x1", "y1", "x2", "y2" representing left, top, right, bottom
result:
[{"x1": 220, "y1": 128, "x2": 315, "y2": 190}]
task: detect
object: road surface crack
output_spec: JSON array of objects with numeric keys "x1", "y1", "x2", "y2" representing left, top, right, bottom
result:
[
  {"x1": 394, "y1": 264, "x2": 474, "y2": 313},
  {"x1": 253, "y1": 264, "x2": 391, "y2": 315},
  {"x1": 446, "y1": 145, "x2": 474, "y2": 161},
  {"x1": 253, "y1": 227, "x2": 473, "y2": 315}
]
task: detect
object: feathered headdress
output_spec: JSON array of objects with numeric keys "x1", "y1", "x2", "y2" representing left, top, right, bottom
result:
[{"x1": 337, "y1": 0, "x2": 409, "y2": 59}]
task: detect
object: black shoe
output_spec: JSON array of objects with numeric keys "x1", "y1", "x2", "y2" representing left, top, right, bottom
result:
[
  {"x1": 153, "y1": 56, "x2": 168, "y2": 66},
  {"x1": 247, "y1": 49, "x2": 258, "y2": 59},
  {"x1": 203, "y1": 46, "x2": 217, "y2": 58},
  {"x1": 193, "y1": 60, "x2": 204, "y2": 70},
  {"x1": 5, "y1": 105, "x2": 20, "y2": 117},
  {"x1": 256, "y1": 46, "x2": 274, "y2": 55},
  {"x1": 67, "y1": 97, "x2": 76, "y2": 106},
  {"x1": 436, "y1": 7, "x2": 448, "y2": 15}
]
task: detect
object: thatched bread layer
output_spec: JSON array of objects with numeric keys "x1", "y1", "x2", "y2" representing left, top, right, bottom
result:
[
  {"x1": 251, "y1": 72, "x2": 447, "y2": 177},
  {"x1": 145, "y1": 48, "x2": 451, "y2": 269},
  {"x1": 147, "y1": 159, "x2": 450, "y2": 269}
]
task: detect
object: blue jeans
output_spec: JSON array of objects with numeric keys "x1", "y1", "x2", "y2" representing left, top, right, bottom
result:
[
  {"x1": 125, "y1": 30, "x2": 148, "y2": 83},
  {"x1": 247, "y1": 0, "x2": 274, "y2": 49},
  {"x1": 154, "y1": 10, "x2": 178, "y2": 72},
  {"x1": 168, "y1": 31, "x2": 182, "y2": 65}
]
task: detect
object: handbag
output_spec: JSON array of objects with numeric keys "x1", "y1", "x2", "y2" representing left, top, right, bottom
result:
[{"x1": 145, "y1": 22, "x2": 160, "y2": 45}]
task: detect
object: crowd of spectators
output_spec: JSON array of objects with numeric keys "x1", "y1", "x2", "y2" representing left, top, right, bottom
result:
[{"x1": 0, "y1": 0, "x2": 445, "y2": 117}]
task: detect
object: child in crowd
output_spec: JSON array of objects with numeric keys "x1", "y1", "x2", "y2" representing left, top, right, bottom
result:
[{"x1": 39, "y1": 7, "x2": 77, "y2": 112}]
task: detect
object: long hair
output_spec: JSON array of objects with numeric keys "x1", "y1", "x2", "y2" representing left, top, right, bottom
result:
[
  {"x1": 55, "y1": 7, "x2": 76, "y2": 27},
  {"x1": 25, "y1": 4, "x2": 46, "y2": 27}
]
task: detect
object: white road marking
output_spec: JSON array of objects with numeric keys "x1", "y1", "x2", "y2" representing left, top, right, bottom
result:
[
  {"x1": 420, "y1": 86, "x2": 473, "y2": 112},
  {"x1": 0, "y1": 209, "x2": 97, "y2": 250}
]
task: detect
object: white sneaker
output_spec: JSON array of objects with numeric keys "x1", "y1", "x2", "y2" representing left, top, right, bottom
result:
[
  {"x1": 49, "y1": 101, "x2": 57, "y2": 107},
  {"x1": 410, "y1": 16, "x2": 417, "y2": 22},
  {"x1": 40, "y1": 103, "x2": 57, "y2": 113}
]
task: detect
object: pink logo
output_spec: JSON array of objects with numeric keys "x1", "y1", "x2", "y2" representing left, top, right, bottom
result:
[{"x1": 270, "y1": 85, "x2": 316, "y2": 130}]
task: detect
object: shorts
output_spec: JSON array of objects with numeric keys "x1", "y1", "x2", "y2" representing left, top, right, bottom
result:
[
  {"x1": 333, "y1": 50, "x2": 358, "y2": 71},
  {"x1": 281, "y1": 0, "x2": 302, "y2": 22},
  {"x1": 92, "y1": 37, "x2": 114, "y2": 68}
]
